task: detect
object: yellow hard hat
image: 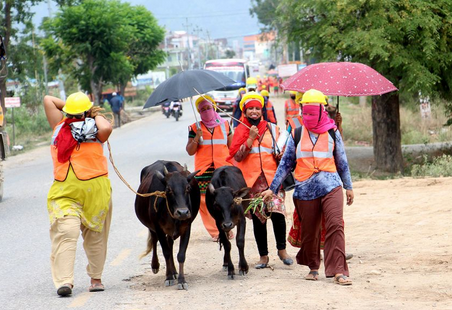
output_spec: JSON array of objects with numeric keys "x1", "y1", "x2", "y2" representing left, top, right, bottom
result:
[
  {"x1": 295, "y1": 92, "x2": 304, "y2": 103},
  {"x1": 195, "y1": 95, "x2": 216, "y2": 111},
  {"x1": 238, "y1": 87, "x2": 246, "y2": 94},
  {"x1": 239, "y1": 91, "x2": 264, "y2": 111},
  {"x1": 300, "y1": 89, "x2": 327, "y2": 105},
  {"x1": 260, "y1": 90, "x2": 269, "y2": 97},
  {"x1": 246, "y1": 77, "x2": 258, "y2": 89},
  {"x1": 289, "y1": 91, "x2": 297, "y2": 95},
  {"x1": 63, "y1": 92, "x2": 93, "y2": 114}
]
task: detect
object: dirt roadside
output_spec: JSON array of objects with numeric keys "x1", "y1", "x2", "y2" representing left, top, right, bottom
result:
[{"x1": 126, "y1": 176, "x2": 452, "y2": 310}]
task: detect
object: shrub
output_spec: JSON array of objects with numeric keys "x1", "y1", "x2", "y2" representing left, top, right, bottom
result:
[{"x1": 411, "y1": 154, "x2": 452, "y2": 177}]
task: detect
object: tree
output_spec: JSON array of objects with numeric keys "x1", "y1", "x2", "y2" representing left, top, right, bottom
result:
[
  {"x1": 42, "y1": 0, "x2": 165, "y2": 104},
  {"x1": 274, "y1": 0, "x2": 452, "y2": 172},
  {"x1": 224, "y1": 49, "x2": 236, "y2": 59},
  {"x1": 0, "y1": 0, "x2": 43, "y2": 126}
]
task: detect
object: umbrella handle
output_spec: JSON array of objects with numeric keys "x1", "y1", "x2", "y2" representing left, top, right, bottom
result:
[
  {"x1": 336, "y1": 96, "x2": 340, "y2": 112},
  {"x1": 189, "y1": 97, "x2": 203, "y2": 143}
]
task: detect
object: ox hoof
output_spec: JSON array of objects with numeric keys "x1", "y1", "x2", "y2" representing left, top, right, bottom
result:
[
  {"x1": 239, "y1": 270, "x2": 248, "y2": 276},
  {"x1": 152, "y1": 268, "x2": 159, "y2": 274},
  {"x1": 177, "y1": 283, "x2": 188, "y2": 290},
  {"x1": 228, "y1": 274, "x2": 235, "y2": 280},
  {"x1": 165, "y1": 279, "x2": 176, "y2": 287},
  {"x1": 222, "y1": 265, "x2": 228, "y2": 271}
]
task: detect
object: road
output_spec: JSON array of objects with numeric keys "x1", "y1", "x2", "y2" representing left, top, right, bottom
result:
[{"x1": 0, "y1": 104, "x2": 198, "y2": 310}]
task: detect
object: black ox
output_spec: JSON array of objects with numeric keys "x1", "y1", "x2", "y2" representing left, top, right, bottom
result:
[
  {"x1": 206, "y1": 166, "x2": 250, "y2": 279},
  {"x1": 135, "y1": 160, "x2": 200, "y2": 290}
]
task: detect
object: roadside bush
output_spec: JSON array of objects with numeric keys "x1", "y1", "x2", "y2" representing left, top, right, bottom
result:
[
  {"x1": 5, "y1": 105, "x2": 51, "y2": 149},
  {"x1": 411, "y1": 154, "x2": 452, "y2": 177}
]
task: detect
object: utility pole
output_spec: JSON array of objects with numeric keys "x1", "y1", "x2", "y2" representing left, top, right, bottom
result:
[
  {"x1": 206, "y1": 30, "x2": 211, "y2": 62},
  {"x1": 164, "y1": 31, "x2": 170, "y2": 79},
  {"x1": 182, "y1": 18, "x2": 192, "y2": 70},
  {"x1": 193, "y1": 26, "x2": 202, "y2": 69}
]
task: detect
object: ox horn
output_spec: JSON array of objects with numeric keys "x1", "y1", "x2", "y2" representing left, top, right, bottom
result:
[
  {"x1": 184, "y1": 163, "x2": 188, "y2": 171},
  {"x1": 163, "y1": 165, "x2": 169, "y2": 176}
]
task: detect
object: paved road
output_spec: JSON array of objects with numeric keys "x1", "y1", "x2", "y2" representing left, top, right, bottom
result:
[{"x1": 0, "y1": 104, "x2": 198, "y2": 310}]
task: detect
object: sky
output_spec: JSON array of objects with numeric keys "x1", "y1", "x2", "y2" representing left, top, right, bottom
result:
[{"x1": 31, "y1": 0, "x2": 262, "y2": 40}]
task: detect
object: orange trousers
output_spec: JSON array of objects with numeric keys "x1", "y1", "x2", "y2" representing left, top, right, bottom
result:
[{"x1": 199, "y1": 194, "x2": 219, "y2": 238}]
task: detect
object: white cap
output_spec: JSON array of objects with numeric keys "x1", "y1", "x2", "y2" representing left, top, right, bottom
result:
[{"x1": 112, "y1": 92, "x2": 117, "y2": 96}]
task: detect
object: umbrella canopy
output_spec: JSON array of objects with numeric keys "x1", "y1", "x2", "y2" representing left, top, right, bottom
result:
[
  {"x1": 144, "y1": 69, "x2": 236, "y2": 108},
  {"x1": 281, "y1": 62, "x2": 398, "y2": 97}
]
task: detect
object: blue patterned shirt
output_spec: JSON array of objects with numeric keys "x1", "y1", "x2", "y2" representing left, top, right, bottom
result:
[{"x1": 269, "y1": 130, "x2": 353, "y2": 200}]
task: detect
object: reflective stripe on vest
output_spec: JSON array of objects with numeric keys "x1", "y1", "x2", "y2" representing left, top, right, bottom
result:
[
  {"x1": 197, "y1": 122, "x2": 227, "y2": 145},
  {"x1": 51, "y1": 121, "x2": 108, "y2": 181},
  {"x1": 285, "y1": 99, "x2": 300, "y2": 113},
  {"x1": 294, "y1": 126, "x2": 336, "y2": 182},
  {"x1": 287, "y1": 116, "x2": 302, "y2": 130},
  {"x1": 191, "y1": 121, "x2": 231, "y2": 175}
]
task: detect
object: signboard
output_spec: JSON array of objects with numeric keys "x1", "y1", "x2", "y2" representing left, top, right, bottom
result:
[
  {"x1": 277, "y1": 64, "x2": 298, "y2": 78},
  {"x1": 5, "y1": 97, "x2": 21, "y2": 108}
]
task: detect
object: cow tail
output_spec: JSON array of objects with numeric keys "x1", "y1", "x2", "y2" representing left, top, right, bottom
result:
[{"x1": 139, "y1": 231, "x2": 154, "y2": 260}]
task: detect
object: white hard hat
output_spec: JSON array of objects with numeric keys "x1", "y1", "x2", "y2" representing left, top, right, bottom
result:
[{"x1": 112, "y1": 92, "x2": 117, "y2": 96}]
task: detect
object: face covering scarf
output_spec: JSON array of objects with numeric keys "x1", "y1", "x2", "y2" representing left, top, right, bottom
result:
[
  {"x1": 302, "y1": 105, "x2": 337, "y2": 134},
  {"x1": 198, "y1": 101, "x2": 225, "y2": 128}
]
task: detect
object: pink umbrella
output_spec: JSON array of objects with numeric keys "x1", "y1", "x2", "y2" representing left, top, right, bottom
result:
[{"x1": 281, "y1": 62, "x2": 398, "y2": 97}]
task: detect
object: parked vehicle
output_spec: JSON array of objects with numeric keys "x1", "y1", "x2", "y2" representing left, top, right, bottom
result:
[{"x1": 204, "y1": 59, "x2": 250, "y2": 112}]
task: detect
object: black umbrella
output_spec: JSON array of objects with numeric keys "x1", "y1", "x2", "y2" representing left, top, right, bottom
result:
[{"x1": 143, "y1": 69, "x2": 236, "y2": 108}]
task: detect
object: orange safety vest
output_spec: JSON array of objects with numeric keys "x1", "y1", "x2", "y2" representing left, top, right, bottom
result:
[
  {"x1": 286, "y1": 115, "x2": 303, "y2": 133},
  {"x1": 294, "y1": 126, "x2": 337, "y2": 182},
  {"x1": 51, "y1": 120, "x2": 108, "y2": 181},
  {"x1": 265, "y1": 100, "x2": 277, "y2": 124},
  {"x1": 190, "y1": 121, "x2": 232, "y2": 175},
  {"x1": 285, "y1": 99, "x2": 300, "y2": 120},
  {"x1": 234, "y1": 124, "x2": 279, "y2": 188}
]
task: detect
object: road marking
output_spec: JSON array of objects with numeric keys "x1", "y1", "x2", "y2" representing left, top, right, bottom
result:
[
  {"x1": 110, "y1": 248, "x2": 131, "y2": 266},
  {"x1": 69, "y1": 292, "x2": 90, "y2": 308}
]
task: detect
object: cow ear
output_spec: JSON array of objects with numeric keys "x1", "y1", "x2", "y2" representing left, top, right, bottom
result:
[
  {"x1": 208, "y1": 183, "x2": 216, "y2": 195},
  {"x1": 155, "y1": 171, "x2": 166, "y2": 184},
  {"x1": 187, "y1": 170, "x2": 200, "y2": 181},
  {"x1": 234, "y1": 187, "x2": 250, "y2": 199}
]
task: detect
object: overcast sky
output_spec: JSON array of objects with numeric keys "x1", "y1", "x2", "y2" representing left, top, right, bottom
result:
[{"x1": 32, "y1": 0, "x2": 262, "y2": 40}]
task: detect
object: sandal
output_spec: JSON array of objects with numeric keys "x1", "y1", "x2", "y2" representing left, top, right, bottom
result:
[
  {"x1": 88, "y1": 283, "x2": 105, "y2": 292},
  {"x1": 334, "y1": 274, "x2": 352, "y2": 286},
  {"x1": 305, "y1": 270, "x2": 319, "y2": 281},
  {"x1": 57, "y1": 283, "x2": 73, "y2": 296},
  {"x1": 255, "y1": 256, "x2": 269, "y2": 269}
]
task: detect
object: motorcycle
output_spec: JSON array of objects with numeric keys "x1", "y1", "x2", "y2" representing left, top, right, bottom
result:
[
  {"x1": 162, "y1": 102, "x2": 171, "y2": 118},
  {"x1": 170, "y1": 102, "x2": 183, "y2": 121}
]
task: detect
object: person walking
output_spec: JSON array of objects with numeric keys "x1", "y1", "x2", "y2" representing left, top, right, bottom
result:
[
  {"x1": 260, "y1": 89, "x2": 277, "y2": 125},
  {"x1": 186, "y1": 95, "x2": 233, "y2": 241},
  {"x1": 284, "y1": 91, "x2": 300, "y2": 123},
  {"x1": 109, "y1": 92, "x2": 123, "y2": 128},
  {"x1": 228, "y1": 92, "x2": 293, "y2": 269},
  {"x1": 232, "y1": 88, "x2": 246, "y2": 128},
  {"x1": 262, "y1": 89, "x2": 354, "y2": 285},
  {"x1": 43, "y1": 92, "x2": 113, "y2": 296}
]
